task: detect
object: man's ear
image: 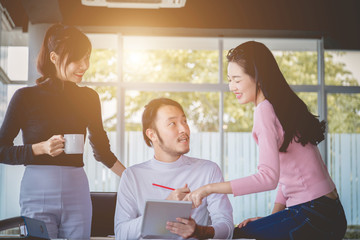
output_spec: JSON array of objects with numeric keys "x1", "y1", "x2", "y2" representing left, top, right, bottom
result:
[
  {"x1": 50, "y1": 51, "x2": 58, "y2": 65},
  {"x1": 146, "y1": 128, "x2": 157, "y2": 144}
]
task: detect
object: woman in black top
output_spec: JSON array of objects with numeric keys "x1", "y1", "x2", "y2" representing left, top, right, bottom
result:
[{"x1": 0, "y1": 23, "x2": 125, "y2": 239}]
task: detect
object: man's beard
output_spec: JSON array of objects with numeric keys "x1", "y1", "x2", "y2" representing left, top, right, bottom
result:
[{"x1": 155, "y1": 128, "x2": 190, "y2": 157}]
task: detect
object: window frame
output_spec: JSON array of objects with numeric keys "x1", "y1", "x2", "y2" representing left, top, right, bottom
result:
[{"x1": 80, "y1": 35, "x2": 360, "y2": 168}]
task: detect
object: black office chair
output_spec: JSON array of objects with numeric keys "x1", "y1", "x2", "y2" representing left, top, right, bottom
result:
[{"x1": 90, "y1": 192, "x2": 117, "y2": 237}]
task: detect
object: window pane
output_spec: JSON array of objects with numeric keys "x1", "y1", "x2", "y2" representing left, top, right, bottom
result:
[
  {"x1": 7, "y1": 47, "x2": 28, "y2": 81},
  {"x1": 327, "y1": 93, "x2": 360, "y2": 225},
  {"x1": 83, "y1": 49, "x2": 118, "y2": 82},
  {"x1": 275, "y1": 51, "x2": 318, "y2": 85},
  {"x1": 84, "y1": 34, "x2": 118, "y2": 83},
  {"x1": 297, "y1": 92, "x2": 318, "y2": 115},
  {"x1": 0, "y1": 28, "x2": 28, "y2": 81},
  {"x1": 92, "y1": 86, "x2": 118, "y2": 131},
  {"x1": 325, "y1": 51, "x2": 360, "y2": 86},
  {"x1": 124, "y1": 91, "x2": 220, "y2": 167},
  {"x1": 123, "y1": 37, "x2": 219, "y2": 83},
  {"x1": 223, "y1": 38, "x2": 318, "y2": 85},
  {"x1": 327, "y1": 93, "x2": 360, "y2": 133},
  {"x1": 0, "y1": 85, "x2": 26, "y2": 219},
  {"x1": 0, "y1": 82, "x2": 7, "y2": 123},
  {"x1": 223, "y1": 92, "x2": 254, "y2": 132},
  {"x1": 83, "y1": 86, "x2": 120, "y2": 192}
]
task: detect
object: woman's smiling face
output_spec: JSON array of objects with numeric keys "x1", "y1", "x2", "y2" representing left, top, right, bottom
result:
[
  {"x1": 52, "y1": 52, "x2": 90, "y2": 83},
  {"x1": 227, "y1": 61, "x2": 258, "y2": 105}
]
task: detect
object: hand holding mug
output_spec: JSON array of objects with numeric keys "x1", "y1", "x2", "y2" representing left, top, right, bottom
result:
[{"x1": 43, "y1": 135, "x2": 65, "y2": 157}]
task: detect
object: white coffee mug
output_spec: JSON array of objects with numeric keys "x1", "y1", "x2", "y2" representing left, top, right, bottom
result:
[{"x1": 64, "y1": 134, "x2": 84, "y2": 154}]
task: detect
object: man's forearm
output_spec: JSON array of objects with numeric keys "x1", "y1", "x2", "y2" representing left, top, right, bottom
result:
[{"x1": 193, "y1": 225, "x2": 215, "y2": 239}]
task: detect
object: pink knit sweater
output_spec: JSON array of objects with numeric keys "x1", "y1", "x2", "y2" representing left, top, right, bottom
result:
[{"x1": 230, "y1": 100, "x2": 335, "y2": 207}]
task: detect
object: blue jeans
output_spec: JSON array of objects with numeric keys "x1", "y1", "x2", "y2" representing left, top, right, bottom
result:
[{"x1": 233, "y1": 196, "x2": 347, "y2": 240}]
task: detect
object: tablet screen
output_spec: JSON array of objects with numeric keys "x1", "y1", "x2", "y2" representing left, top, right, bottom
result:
[{"x1": 141, "y1": 199, "x2": 192, "y2": 239}]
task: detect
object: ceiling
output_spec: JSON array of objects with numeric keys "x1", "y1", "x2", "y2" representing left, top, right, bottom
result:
[{"x1": 1, "y1": 0, "x2": 360, "y2": 50}]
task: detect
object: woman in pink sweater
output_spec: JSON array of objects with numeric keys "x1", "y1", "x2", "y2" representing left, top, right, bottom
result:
[{"x1": 188, "y1": 41, "x2": 347, "y2": 239}]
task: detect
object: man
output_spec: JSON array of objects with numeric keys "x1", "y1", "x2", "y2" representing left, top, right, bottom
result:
[{"x1": 114, "y1": 98, "x2": 233, "y2": 239}]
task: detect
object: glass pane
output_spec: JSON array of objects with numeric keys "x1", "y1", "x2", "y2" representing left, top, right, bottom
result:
[
  {"x1": 83, "y1": 49, "x2": 118, "y2": 82},
  {"x1": 223, "y1": 91, "x2": 254, "y2": 132},
  {"x1": 0, "y1": 28, "x2": 28, "y2": 81},
  {"x1": 0, "y1": 46, "x2": 8, "y2": 73},
  {"x1": 92, "y1": 86, "x2": 118, "y2": 131},
  {"x1": 83, "y1": 86, "x2": 120, "y2": 192},
  {"x1": 124, "y1": 91, "x2": 220, "y2": 167},
  {"x1": 223, "y1": 39, "x2": 318, "y2": 85},
  {"x1": 327, "y1": 93, "x2": 360, "y2": 225},
  {"x1": 297, "y1": 92, "x2": 318, "y2": 116},
  {"x1": 123, "y1": 37, "x2": 219, "y2": 83},
  {"x1": 0, "y1": 82, "x2": 7, "y2": 123},
  {"x1": 124, "y1": 49, "x2": 219, "y2": 83},
  {"x1": 274, "y1": 51, "x2": 318, "y2": 85},
  {"x1": 5, "y1": 85, "x2": 27, "y2": 120},
  {"x1": 325, "y1": 51, "x2": 360, "y2": 86},
  {"x1": 7, "y1": 47, "x2": 28, "y2": 81},
  {"x1": 0, "y1": 85, "x2": 26, "y2": 219},
  {"x1": 327, "y1": 93, "x2": 360, "y2": 133}
]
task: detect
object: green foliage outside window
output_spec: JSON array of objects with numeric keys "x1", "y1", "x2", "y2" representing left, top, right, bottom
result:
[
  {"x1": 124, "y1": 50, "x2": 219, "y2": 83},
  {"x1": 83, "y1": 49, "x2": 360, "y2": 134}
]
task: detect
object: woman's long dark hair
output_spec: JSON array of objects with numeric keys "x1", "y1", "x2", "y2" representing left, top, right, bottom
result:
[
  {"x1": 36, "y1": 23, "x2": 92, "y2": 84},
  {"x1": 227, "y1": 41, "x2": 326, "y2": 152}
]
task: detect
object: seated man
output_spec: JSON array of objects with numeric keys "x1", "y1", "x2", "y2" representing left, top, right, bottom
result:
[{"x1": 115, "y1": 98, "x2": 233, "y2": 239}]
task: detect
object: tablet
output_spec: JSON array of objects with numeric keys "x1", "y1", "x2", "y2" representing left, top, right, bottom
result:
[{"x1": 140, "y1": 199, "x2": 192, "y2": 239}]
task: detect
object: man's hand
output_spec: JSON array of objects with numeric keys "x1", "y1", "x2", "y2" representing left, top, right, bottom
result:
[
  {"x1": 166, "y1": 184, "x2": 191, "y2": 201},
  {"x1": 166, "y1": 217, "x2": 196, "y2": 239}
]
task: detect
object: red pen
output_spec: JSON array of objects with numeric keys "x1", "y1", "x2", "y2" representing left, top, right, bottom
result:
[{"x1": 152, "y1": 183, "x2": 175, "y2": 191}]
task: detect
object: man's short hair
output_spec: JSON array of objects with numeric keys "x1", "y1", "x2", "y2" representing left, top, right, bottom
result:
[{"x1": 142, "y1": 98, "x2": 185, "y2": 147}]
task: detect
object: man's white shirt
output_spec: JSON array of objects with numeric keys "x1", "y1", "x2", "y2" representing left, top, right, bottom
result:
[{"x1": 114, "y1": 155, "x2": 234, "y2": 239}]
